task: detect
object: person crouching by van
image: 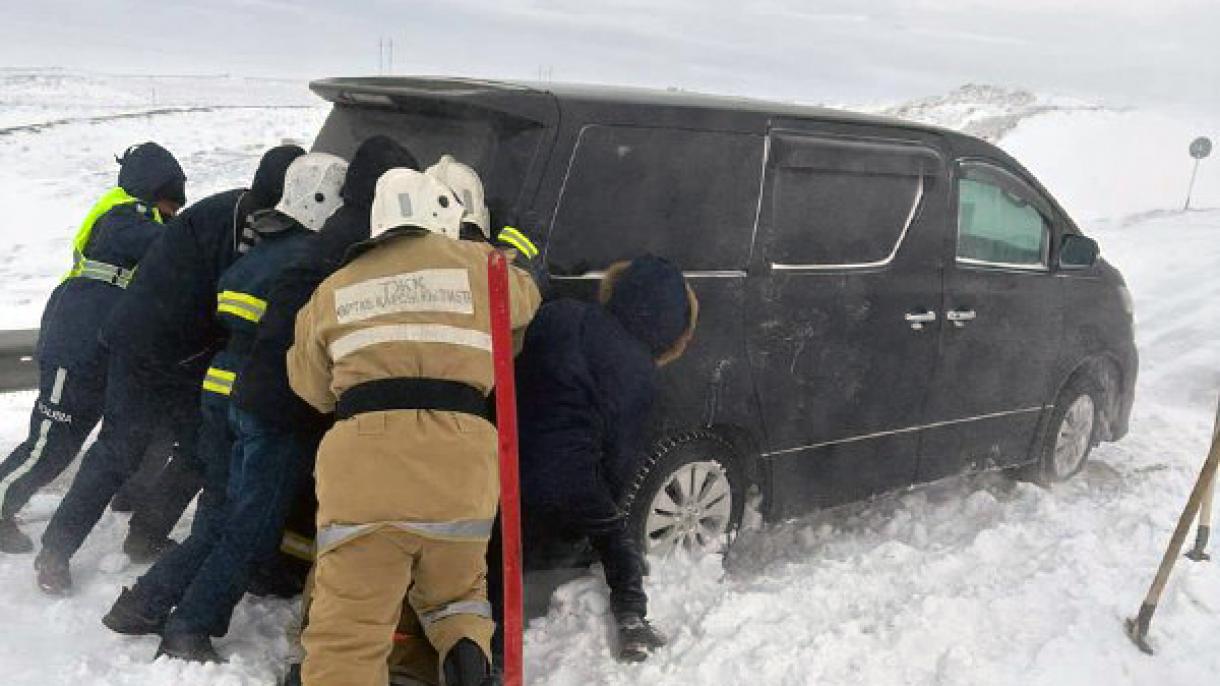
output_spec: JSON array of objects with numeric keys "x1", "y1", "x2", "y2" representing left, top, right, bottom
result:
[
  {"x1": 288, "y1": 168, "x2": 541, "y2": 686},
  {"x1": 514, "y1": 255, "x2": 698, "y2": 662},
  {"x1": 0, "y1": 142, "x2": 185, "y2": 555}
]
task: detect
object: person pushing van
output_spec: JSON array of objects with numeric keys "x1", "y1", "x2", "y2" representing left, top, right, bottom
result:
[
  {"x1": 102, "y1": 153, "x2": 349, "y2": 663},
  {"x1": 288, "y1": 167, "x2": 541, "y2": 686},
  {"x1": 0, "y1": 143, "x2": 185, "y2": 555}
]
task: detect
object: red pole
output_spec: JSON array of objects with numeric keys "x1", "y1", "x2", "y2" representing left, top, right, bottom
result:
[{"x1": 488, "y1": 250, "x2": 524, "y2": 686}]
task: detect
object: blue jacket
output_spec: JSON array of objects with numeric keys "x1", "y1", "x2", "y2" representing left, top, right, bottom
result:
[
  {"x1": 516, "y1": 256, "x2": 694, "y2": 527},
  {"x1": 201, "y1": 218, "x2": 314, "y2": 409},
  {"x1": 39, "y1": 199, "x2": 163, "y2": 368}
]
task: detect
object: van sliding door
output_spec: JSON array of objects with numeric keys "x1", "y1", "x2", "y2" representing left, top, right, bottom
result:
[
  {"x1": 542, "y1": 124, "x2": 765, "y2": 438},
  {"x1": 745, "y1": 126, "x2": 949, "y2": 515}
]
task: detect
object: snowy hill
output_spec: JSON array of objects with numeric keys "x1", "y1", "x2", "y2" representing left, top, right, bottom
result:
[
  {"x1": 881, "y1": 83, "x2": 1105, "y2": 142},
  {"x1": 0, "y1": 71, "x2": 1218, "y2": 685}
]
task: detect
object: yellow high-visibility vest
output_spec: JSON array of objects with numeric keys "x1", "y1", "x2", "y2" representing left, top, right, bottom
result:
[{"x1": 62, "y1": 187, "x2": 163, "y2": 287}]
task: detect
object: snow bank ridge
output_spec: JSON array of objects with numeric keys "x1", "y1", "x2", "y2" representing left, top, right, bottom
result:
[{"x1": 884, "y1": 83, "x2": 1110, "y2": 141}]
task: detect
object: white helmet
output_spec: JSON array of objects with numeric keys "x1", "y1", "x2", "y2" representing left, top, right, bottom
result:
[
  {"x1": 275, "y1": 153, "x2": 348, "y2": 231},
  {"x1": 425, "y1": 154, "x2": 490, "y2": 239},
  {"x1": 370, "y1": 167, "x2": 464, "y2": 240}
]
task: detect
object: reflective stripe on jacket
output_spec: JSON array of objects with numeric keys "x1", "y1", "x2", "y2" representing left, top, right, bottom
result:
[{"x1": 201, "y1": 224, "x2": 314, "y2": 400}]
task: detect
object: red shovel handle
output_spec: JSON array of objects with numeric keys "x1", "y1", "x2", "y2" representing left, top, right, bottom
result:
[{"x1": 488, "y1": 250, "x2": 524, "y2": 686}]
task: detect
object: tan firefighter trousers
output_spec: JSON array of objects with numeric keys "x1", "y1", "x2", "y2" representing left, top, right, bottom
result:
[{"x1": 301, "y1": 527, "x2": 493, "y2": 686}]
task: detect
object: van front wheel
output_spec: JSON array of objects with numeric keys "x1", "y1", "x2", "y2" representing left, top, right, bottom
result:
[
  {"x1": 1034, "y1": 374, "x2": 1104, "y2": 484},
  {"x1": 623, "y1": 432, "x2": 746, "y2": 558}
]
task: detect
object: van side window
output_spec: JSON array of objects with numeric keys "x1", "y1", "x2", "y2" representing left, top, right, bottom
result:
[
  {"x1": 765, "y1": 134, "x2": 938, "y2": 268},
  {"x1": 956, "y1": 163, "x2": 1050, "y2": 269},
  {"x1": 547, "y1": 125, "x2": 762, "y2": 273}
]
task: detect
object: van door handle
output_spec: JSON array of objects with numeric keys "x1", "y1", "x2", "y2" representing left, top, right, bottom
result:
[
  {"x1": 904, "y1": 310, "x2": 937, "y2": 331},
  {"x1": 947, "y1": 309, "x2": 977, "y2": 327}
]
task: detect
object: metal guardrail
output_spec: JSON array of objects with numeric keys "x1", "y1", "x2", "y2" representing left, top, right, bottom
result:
[{"x1": 0, "y1": 329, "x2": 39, "y2": 392}]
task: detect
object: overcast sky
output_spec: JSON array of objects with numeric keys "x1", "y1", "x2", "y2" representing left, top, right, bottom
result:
[{"x1": 2, "y1": 0, "x2": 1217, "y2": 110}]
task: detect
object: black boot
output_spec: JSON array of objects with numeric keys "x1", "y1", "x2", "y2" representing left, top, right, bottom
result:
[
  {"x1": 442, "y1": 638, "x2": 498, "y2": 686},
  {"x1": 0, "y1": 517, "x2": 33, "y2": 554},
  {"x1": 155, "y1": 632, "x2": 223, "y2": 663},
  {"x1": 615, "y1": 614, "x2": 667, "y2": 663},
  {"x1": 123, "y1": 534, "x2": 177, "y2": 564},
  {"x1": 34, "y1": 549, "x2": 72, "y2": 596},
  {"x1": 102, "y1": 587, "x2": 166, "y2": 635}
]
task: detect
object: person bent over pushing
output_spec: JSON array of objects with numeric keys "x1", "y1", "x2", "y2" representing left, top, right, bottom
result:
[{"x1": 288, "y1": 167, "x2": 541, "y2": 686}]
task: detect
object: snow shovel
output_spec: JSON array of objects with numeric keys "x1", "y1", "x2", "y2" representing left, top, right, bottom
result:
[
  {"x1": 488, "y1": 250, "x2": 525, "y2": 686},
  {"x1": 1125, "y1": 396, "x2": 1220, "y2": 654}
]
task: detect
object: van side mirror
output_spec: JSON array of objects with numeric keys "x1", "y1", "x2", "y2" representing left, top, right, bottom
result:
[{"x1": 1059, "y1": 234, "x2": 1099, "y2": 270}]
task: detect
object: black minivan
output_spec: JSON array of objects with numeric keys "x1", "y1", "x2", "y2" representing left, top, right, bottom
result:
[{"x1": 309, "y1": 77, "x2": 1137, "y2": 557}]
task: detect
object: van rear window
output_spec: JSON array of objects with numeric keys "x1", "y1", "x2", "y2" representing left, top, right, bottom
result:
[
  {"x1": 312, "y1": 104, "x2": 546, "y2": 228},
  {"x1": 547, "y1": 125, "x2": 762, "y2": 273}
]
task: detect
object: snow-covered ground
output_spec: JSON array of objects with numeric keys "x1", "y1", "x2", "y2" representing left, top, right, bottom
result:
[
  {"x1": 0, "y1": 71, "x2": 1218, "y2": 684},
  {"x1": 0, "y1": 69, "x2": 327, "y2": 329}
]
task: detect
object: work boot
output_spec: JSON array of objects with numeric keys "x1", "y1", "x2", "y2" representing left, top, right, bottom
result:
[
  {"x1": 0, "y1": 517, "x2": 34, "y2": 554},
  {"x1": 102, "y1": 587, "x2": 166, "y2": 635},
  {"x1": 155, "y1": 632, "x2": 222, "y2": 664},
  {"x1": 442, "y1": 638, "x2": 497, "y2": 686},
  {"x1": 123, "y1": 534, "x2": 177, "y2": 564},
  {"x1": 34, "y1": 550, "x2": 72, "y2": 596},
  {"x1": 615, "y1": 614, "x2": 667, "y2": 663}
]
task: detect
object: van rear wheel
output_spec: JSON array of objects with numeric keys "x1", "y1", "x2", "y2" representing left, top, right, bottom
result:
[{"x1": 624, "y1": 432, "x2": 745, "y2": 558}]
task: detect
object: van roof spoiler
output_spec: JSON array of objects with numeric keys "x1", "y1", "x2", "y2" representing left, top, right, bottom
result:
[{"x1": 309, "y1": 77, "x2": 558, "y2": 126}]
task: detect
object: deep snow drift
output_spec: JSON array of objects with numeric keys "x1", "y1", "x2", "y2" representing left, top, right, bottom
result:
[{"x1": 0, "y1": 72, "x2": 1218, "y2": 685}]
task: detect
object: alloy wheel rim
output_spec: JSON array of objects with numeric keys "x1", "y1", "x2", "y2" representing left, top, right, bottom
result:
[
  {"x1": 644, "y1": 461, "x2": 733, "y2": 557},
  {"x1": 1053, "y1": 395, "x2": 1095, "y2": 477}
]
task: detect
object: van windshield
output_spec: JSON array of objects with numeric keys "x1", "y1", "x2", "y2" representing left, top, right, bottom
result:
[{"x1": 311, "y1": 103, "x2": 548, "y2": 227}]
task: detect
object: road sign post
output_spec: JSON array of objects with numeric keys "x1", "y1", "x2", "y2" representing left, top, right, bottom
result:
[{"x1": 1185, "y1": 136, "x2": 1212, "y2": 211}]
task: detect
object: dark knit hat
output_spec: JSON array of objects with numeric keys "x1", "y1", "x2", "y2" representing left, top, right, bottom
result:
[
  {"x1": 116, "y1": 142, "x2": 186, "y2": 205},
  {"x1": 341, "y1": 136, "x2": 420, "y2": 209},
  {"x1": 605, "y1": 255, "x2": 691, "y2": 358},
  {"x1": 248, "y1": 144, "x2": 307, "y2": 210}
]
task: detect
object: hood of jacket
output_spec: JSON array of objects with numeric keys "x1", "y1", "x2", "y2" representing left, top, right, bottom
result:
[
  {"x1": 598, "y1": 255, "x2": 698, "y2": 367},
  {"x1": 339, "y1": 135, "x2": 420, "y2": 209},
  {"x1": 247, "y1": 144, "x2": 307, "y2": 211},
  {"x1": 116, "y1": 142, "x2": 186, "y2": 205}
]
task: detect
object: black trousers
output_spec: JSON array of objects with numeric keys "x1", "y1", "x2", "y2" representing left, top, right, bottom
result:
[
  {"x1": 41, "y1": 354, "x2": 203, "y2": 560},
  {"x1": 0, "y1": 361, "x2": 105, "y2": 519},
  {"x1": 526, "y1": 514, "x2": 648, "y2": 618},
  {"x1": 488, "y1": 507, "x2": 648, "y2": 660}
]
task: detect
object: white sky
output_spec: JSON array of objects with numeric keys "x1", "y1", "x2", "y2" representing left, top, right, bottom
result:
[{"x1": 1, "y1": 0, "x2": 1217, "y2": 110}]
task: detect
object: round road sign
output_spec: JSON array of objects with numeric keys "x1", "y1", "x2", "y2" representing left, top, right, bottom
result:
[{"x1": 1190, "y1": 136, "x2": 1212, "y2": 160}]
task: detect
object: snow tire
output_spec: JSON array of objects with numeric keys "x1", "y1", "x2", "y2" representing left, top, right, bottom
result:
[{"x1": 622, "y1": 431, "x2": 746, "y2": 558}]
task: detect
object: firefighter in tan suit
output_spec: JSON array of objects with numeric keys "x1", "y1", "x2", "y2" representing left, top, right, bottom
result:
[{"x1": 288, "y1": 167, "x2": 541, "y2": 686}]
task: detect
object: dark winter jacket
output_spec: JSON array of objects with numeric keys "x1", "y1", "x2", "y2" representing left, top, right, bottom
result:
[
  {"x1": 516, "y1": 256, "x2": 697, "y2": 526},
  {"x1": 201, "y1": 216, "x2": 314, "y2": 410},
  {"x1": 38, "y1": 201, "x2": 165, "y2": 368},
  {"x1": 100, "y1": 146, "x2": 305, "y2": 381},
  {"x1": 231, "y1": 136, "x2": 419, "y2": 429}
]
